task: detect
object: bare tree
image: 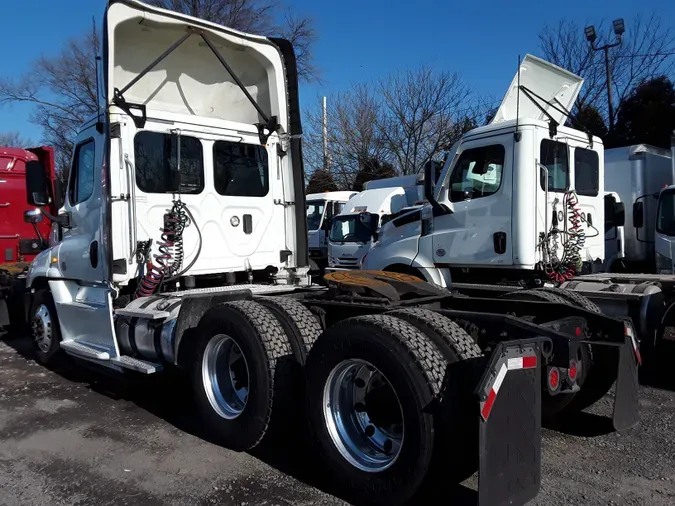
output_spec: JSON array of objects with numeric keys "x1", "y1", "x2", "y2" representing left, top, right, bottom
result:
[
  {"x1": 377, "y1": 66, "x2": 471, "y2": 175},
  {"x1": 0, "y1": 131, "x2": 33, "y2": 147},
  {"x1": 0, "y1": 0, "x2": 318, "y2": 176},
  {"x1": 304, "y1": 85, "x2": 387, "y2": 190},
  {"x1": 149, "y1": 1, "x2": 319, "y2": 82},
  {"x1": 0, "y1": 29, "x2": 99, "y2": 177},
  {"x1": 538, "y1": 14, "x2": 675, "y2": 128}
]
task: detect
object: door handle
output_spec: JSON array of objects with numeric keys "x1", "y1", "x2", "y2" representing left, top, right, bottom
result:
[
  {"x1": 89, "y1": 241, "x2": 99, "y2": 268},
  {"x1": 243, "y1": 214, "x2": 252, "y2": 234}
]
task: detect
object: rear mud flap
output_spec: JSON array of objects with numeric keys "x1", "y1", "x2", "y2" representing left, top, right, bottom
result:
[
  {"x1": 477, "y1": 340, "x2": 546, "y2": 506},
  {"x1": 612, "y1": 334, "x2": 640, "y2": 431}
]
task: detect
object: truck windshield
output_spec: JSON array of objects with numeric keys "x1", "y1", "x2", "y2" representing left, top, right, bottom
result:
[
  {"x1": 657, "y1": 190, "x2": 675, "y2": 236},
  {"x1": 330, "y1": 215, "x2": 376, "y2": 243},
  {"x1": 306, "y1": 201, "x2": 325, "y2": 231}
]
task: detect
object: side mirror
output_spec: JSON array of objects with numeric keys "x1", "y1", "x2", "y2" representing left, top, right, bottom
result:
[
  {"x1": 24, "y1": 208, "x2": 43, "y2": 224},
  {"x1": 358, "y1": 211, "x2": 379, "y2": 232},
  {"x1": 633, "y1": 201, "x2": 644, "y2": 228},
  {"x1": 613, "y1": 202, "x2": 626, "y2": 228},
  {"x1": 25, "y1": 160, "x2": 49, "y2": 206}
]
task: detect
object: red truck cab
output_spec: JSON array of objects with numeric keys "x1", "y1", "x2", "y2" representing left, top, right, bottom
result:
[{"x1": 0, "y1": 146, "x2": 57, "y2": 274}]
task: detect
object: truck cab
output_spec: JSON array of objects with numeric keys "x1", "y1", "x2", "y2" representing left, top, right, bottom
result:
[
  {"x1": 327, "y1": 187, "x2": 408, "y2": 270},
  {"x1": 1, "y1": 146, "x2": 57, "y2": 270},
  {"x1": 22, "y1": 0, "x2": 309, "y2": 362},
  {"x1": 364, "y1": 55, "x2": 605, "y2": 286},
  {"x1": 653, "y1": 135, "x2": 675, "y2": 273},
  {"x1": 305, "y1": 190, "x2": 357, "y2": 263}
]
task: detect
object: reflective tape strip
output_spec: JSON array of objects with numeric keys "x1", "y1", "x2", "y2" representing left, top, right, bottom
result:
[
  {"x1": 507, "y1": 355, "x2": 537, "y2": 370},
  {"x1": 493, "y1": 363, "x2": 508, "y2": 393}
]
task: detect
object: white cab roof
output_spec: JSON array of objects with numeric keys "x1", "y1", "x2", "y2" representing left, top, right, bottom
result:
[
  {"x1": 306, "y1": 191, "x2": 358, "y2": 202},
  {"x1": 341, "y1": 187, "x2": 407, "y2": 216}
]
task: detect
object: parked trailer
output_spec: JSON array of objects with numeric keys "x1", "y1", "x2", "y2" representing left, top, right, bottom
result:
[{"x1": 19, "y1": 4, "x2": 638, "y2": 506}]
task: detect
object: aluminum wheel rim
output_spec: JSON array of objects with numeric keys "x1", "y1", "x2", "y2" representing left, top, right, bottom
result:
[
  {"x1": 31, "y1": 304, "x2": 52, "y2": 353},
  {"x1": 202, "y1": 334, "x2": 249, "y2": 419},
  {"x1": 323, "y1": 359, "x2": 404, "y2": 472}
]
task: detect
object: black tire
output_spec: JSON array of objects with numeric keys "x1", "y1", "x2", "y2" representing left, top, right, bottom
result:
[
  {"x1": 306, "y1": 314, "x2": 446, "y2": 506},
  {"x1": 500, "y1": 289, "x2": 581, "y2": 418},
  {"x1": 191, "y1": 300, "x2": 293, "y2": 451},
  {"x1": 386, "y1": 308, "x2": 483, "y2": 481},
  {"x1": 536, "y1": 287, "x2": 602, "y2": 314},
  {"x1": 29, "y1": 289, "x2": 64, "y2": 365},
  {"x1": 256, "y1": 296, "x2": 322, "y2": 363}
]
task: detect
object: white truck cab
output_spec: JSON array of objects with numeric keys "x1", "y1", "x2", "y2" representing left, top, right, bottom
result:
[
  {"x1": 364, "y1": 54, "x2": 605, "y2": 286},
  {"x1": 23, "y1": 0, "x2": 309, "y2": 368},
  {"x1": 305, "y1": 190, "x2": 357, "y2": 263},
  {"x1": 327, "y1": 187, "x2": 409, "y2": 270}
]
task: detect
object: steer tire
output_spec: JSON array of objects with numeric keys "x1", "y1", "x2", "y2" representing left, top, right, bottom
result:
[
  {"x1": 29, "y1": 290, "x2": 64, "y2": 365},
  {"x1": 306, "y1": 314, "x2": 446, "y2": 506},
  {"x1": 386, "y1": 308, "x2": 483, "y2": 481},
  {"x1": 191, "y1": 300, "x2": 293, "y2": 451}
]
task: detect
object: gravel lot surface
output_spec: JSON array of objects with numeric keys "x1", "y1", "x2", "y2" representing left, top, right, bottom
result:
[{"x1": 1, "y1": 332, "x2": 674, "y2": 506}]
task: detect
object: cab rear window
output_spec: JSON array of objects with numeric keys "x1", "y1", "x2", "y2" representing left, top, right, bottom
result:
[{"x1": 574, "y1": 148, "x2": 599, "y2": 197}]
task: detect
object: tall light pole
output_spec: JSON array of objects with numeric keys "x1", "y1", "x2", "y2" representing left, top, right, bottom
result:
[{"x1": 585, "y1": 19, "x2": 625, "y2": 133}]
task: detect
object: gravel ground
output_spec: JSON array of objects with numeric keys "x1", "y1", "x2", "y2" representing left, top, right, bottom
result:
[{"x1": 1, "y1": 332, "x2": 674, "y2": 506}]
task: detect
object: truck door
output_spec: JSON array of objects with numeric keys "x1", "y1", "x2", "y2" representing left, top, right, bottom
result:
[
  {"x1": 57, "y1": 129, "x2": 106, "y2": 283},
  {"x1": 430, "y1": 133, "x2": 513, "y2": 266}
]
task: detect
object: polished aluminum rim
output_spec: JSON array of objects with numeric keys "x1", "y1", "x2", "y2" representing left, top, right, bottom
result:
[
  {"x1": 31, "y1": 304, "x2": 52, "y2": 353},
  {"x1": 323, "y1": 359, "x2": 404, "y2": 472},
  {"x1": 202, "y1": 334, "x2": 249, "y2": 419}
]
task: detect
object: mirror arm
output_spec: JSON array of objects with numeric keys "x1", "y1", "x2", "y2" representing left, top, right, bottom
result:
[{"x1": 42, "y1": 209, "x2": 71, "y2": 228}]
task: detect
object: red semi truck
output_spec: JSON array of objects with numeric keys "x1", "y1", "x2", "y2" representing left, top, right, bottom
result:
[{"x1": 0, "y1": 145, "x2": 58, "y2": 329}]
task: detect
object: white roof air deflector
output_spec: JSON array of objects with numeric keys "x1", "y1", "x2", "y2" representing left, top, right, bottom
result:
[
  {"x1": 491, "y1": 54, "x2": 584, "y2": 128},
  {"x1": 105, "y1": 0, "x2": 286, "y2": 143}
]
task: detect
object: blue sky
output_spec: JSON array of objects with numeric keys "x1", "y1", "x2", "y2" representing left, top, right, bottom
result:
[{"x1": 1, "y1": 0, "x2": 673, "y2": 144}]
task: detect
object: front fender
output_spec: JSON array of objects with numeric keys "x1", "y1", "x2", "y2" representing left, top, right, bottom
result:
[{"x1": 26, "y1": 246, "x2": 62, "y2": 289}]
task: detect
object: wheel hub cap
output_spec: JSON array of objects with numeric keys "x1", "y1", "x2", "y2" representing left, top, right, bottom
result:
[
  {"x1": 324, "y1": 359, "x2": 404, "y2": 472},
  {"x1": 31, "y1": 304, "x2": 52, "y2": 353}
]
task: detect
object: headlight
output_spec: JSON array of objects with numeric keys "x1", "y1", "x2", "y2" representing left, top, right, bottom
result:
[{"x1": 655, "y1": 252, "x2": 673, "y2": 274}]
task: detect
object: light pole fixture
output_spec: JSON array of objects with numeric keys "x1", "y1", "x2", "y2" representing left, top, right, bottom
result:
[{"x1": 585, "y1": 18, "x2": 625, "y2": 132}]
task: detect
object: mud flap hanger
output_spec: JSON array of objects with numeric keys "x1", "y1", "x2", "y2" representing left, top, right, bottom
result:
[
  {"x1": 476, "y1": 337, "x2": 550, "y2": 506},
  {"x1": 110, "y1": 27, "x2": 280, "y2": 145}
]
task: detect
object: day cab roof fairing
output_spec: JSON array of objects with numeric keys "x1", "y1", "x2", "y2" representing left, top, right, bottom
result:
[{"x1": 102, "y1": 0, "x2": 309, "y2": 270}]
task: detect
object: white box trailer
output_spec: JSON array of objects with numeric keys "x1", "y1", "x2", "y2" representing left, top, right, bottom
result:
[{"x1": 603, "y1": 144, "x2": 673, "y2": 272}]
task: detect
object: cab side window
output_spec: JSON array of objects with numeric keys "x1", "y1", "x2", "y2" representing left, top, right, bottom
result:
[
  {"x1": 68, "y1": 140, "x2": 96, "y2": 205},
  {"x1": 448, "y1": 144, "x2": 505, "y2": 202}
]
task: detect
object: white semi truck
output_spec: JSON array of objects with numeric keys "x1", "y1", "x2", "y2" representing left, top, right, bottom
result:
[
  {"x1": 361, "y1": 54, "x2": 662, "y2": 382},
  {"x1": 305, "y1": 190, "x2": 357, "y2": 267},
  {"x1": 18, "y1": 5, "x2": 640, "y2": 506},
  {"x1": 327, "y1": 186, "x2": 412, "y2": 270}
]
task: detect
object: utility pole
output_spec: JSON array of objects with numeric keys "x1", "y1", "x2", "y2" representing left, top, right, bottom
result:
[
  {"x1": 585, "y1": 19, "x2": 625, "y2": 133},
  {"x1": 322, "y1": 96, "x2": 329, "y2": 171}
]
